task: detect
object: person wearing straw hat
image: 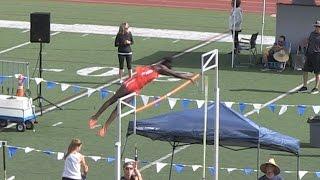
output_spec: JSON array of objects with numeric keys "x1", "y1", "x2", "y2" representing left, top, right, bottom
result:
[
  {"x1": 258, "y1": 158, "x2": 283, "y2": 180},
  {"x1": 297, "y1": 20, "x2": 320, "y2": 94}
]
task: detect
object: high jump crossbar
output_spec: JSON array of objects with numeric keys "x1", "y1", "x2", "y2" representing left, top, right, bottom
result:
[
  {"x1": 115, "y1": 92, "x2": 137, "y2": 180},
  {"x1": 200, "y1": 49, "x2": 220, "y2": 180}
]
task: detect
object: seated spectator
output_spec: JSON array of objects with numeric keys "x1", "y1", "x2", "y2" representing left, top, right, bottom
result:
[
  {"x1": 262, "y1": 35, "x2": 290, "y2": 68},
  {"x1": 121, "y1": 161, "x2": 143, "y2": 180},
  {"x1": 258, "y1": 158, "x2": 284, "y2": 180}
]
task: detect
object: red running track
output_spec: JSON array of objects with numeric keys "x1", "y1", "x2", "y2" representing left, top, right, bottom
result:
[{"x1": 60, "y1": 0, "x2": 320, "y2": 14}]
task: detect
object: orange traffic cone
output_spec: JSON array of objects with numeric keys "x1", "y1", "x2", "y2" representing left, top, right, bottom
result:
[{"x1": 16, "y1": 74, "x2": 25, "y2": 97}]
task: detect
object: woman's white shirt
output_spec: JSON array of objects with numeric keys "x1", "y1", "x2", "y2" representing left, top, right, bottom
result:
[
  {"x1": 62, "y1": 152, "x2": 82, "y2": 179},
  {"x1": 229, "y1": 7, "x2": 243, "y2": 31}
]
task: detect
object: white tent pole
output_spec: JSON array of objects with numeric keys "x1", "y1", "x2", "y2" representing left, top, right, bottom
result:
[
  {"x1": 214, "y1": 51, "x2": 220, "y2": 180},
  {"x1": 260, "y1": 0, "x2": 266, "y2": 52},
  {"x1": 202, "y1": 76, "x2": 208, "y2": 180},
  {"x1": 231, "y1": 0, "x2": 237, "y2": 68},
  {"x1": 115, "y1": 100, "x2": 122, "y2": 180}
]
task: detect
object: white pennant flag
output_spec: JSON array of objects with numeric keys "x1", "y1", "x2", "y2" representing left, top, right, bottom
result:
[
  {"x1": 224, "y1": 102, "x2": 234, "y2": 108},
  {"x1": 124, "y1": 158, "x2": 135, "y2": 163},
  {"x1": 226, "y1": 168, "x2": 237, "y2": 174},
  {"x1": 34, "y1": 78, "x2": 43, "y2": 85},
  {"x1": 298, "y1": 171, "x2": 308, "y2": 179},
  {"x1": 89, "y1": 156, "x2": 101, "y2": 162},
  {"x1": 140, "y1": 95, "x2": 149, "y2": 105},
  {"x1": 168, "y1": 97, "x2": 177, "y2": 109},
  {"x1": 195, "y1": 100, "x2": 205, "y2": 108},
  {"x1": 312, "y1": 106, "x2": 320, "y2": 114},
  {"x1": 279, "y1": 105, "x2": 288, "y2": 116},
  {"x1": 252, "y1": 103, "x2": 262, "y2": 114},
  {"x1": 191, "y1": 165, "x2": 202, "y2": 172},
  {"x1": 57, "y1": 152, "x2": 64, "y2": 160},
  {"x1": 24, "y1": 147, "x2": 34, "y2": 153},
  {"x1": 156, "y1": 162, "x2": 167, "y2": 173},
  {"x1": 87, "y1": 88, "x2": 96, "y2": 97},
  {"x1": 14, "y1": 74, "x2": 21, "y2": 79},
  {"x1": 60, "y1": 83, "x2": 70, "y2": 91}
]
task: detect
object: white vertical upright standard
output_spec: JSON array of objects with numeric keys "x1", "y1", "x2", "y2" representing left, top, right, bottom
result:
[
  {"x1": 200, "y1": 49, "x2": 219, "y2": 179},
  {"x1": 260, "y1": 0, "x2": 266, "y2": 52},
  {"x1": 202, "y1": 76, "x2": 208, "y2": 180},
  {"x1": 115, "y1": 92, "x2": 137, "y2": 180},
  {"x1": 231, "y1": 0, "x2": 237, "y2": 68}
]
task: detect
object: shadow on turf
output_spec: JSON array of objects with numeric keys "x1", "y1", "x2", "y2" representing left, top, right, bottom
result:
[{"x1": 133, "y1": 51, "x2": 302, "y2": 75}]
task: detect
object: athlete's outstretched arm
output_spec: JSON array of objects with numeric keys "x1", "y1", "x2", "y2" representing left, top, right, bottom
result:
[{"x1": 157, "y1": 65, "x2": 194, "y2": 81}]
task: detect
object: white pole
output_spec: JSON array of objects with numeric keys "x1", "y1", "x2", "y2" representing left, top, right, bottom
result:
[
  {"x1": 231, "y1": 0, "x2": 237, "y2": 68},
  {"x1": 133, "y1": 95, "x2": 137, "y2": 135},
  {"x1": 260, "y1": 0, "x2": 266, "y2": 52},
  {"x1": 115, "y1": 101, "x2": 122, "y2": 180},
  {"x1": 214, "y1": 54, "x2": 220, "y2": 180},
  {"x1": 202, "y1": 76, "x2": 208, "y2": 179}
]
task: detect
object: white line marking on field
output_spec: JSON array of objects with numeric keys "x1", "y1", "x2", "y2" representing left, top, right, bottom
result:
[
  {"x1": 142, "y1": 37, "x2": 150, "y2": 40},
  {"x1": 52, "y1": 122, "x2": 63, "y2": 127},
  {"x1": 172, "y1": 39, "x2": 180, "y2": 43},
  {"x1": 21, "y1": 29, "x2": 29, "y2": 33},
  {"x1": 81, "y1": 33, "x2": 89, "y2": 37},
  {"x1": 7, "y1": 176, "x2": 15, "y2": 180},
  {"x1": 0, "y1": 123, "x2": 16, "y2": 132}
]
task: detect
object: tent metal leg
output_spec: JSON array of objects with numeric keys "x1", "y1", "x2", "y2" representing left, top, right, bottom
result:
[
  {"x1": 169, "y1": 142, "x2": 176, "y2": 180},
  {"x1": 256, "y1": 142, "x2": 260, "y2": 179},
  {"x1": 2, "y1": 141, "x2": 7, "y2": 180},
  {"x1": 297, "y1": 155, "x2": 300, "y2": 180}
]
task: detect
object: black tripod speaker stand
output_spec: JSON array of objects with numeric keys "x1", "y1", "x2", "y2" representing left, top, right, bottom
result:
[{"x1": 33, "y1": 42, "x2": 62, "y2": 115}]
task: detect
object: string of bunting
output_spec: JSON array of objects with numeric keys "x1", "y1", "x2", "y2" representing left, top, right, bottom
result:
[
  {"x1": 0, "y1": 142, "x2": 318, "y2": 179},
  {"x1": 1, "y1": 75, "x2": 319, "y2": 116}
]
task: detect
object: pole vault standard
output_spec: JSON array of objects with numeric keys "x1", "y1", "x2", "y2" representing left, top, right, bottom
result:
[{"x1": 200, "y1": 49, "x2": 219, "y2": 180}]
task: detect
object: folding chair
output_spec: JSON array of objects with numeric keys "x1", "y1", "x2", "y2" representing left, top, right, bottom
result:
[{"x1": 237, "y1": 32, "x2": 259, "y2": 66}]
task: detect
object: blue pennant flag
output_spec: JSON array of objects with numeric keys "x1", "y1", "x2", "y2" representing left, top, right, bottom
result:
[
  {"x1": 315, "y1": 171, "x2": 320, "y2": 177},
  {"x1": 181, "y1": 99, "x2": 190, "y2": 109},
  {"x1": 239, "y1": 102, "x2": 246, "y2": 113},
  {"x1": 0, "y1": 76, "x2": 7, "y2": 85},
  {"x1": 100, "y1": 88, "x2": 109, "y2": 99},
  {"x1": 297, "y1": 105, "x2": 307, "y2": 116},
  {"x1": 106, "y1": 157, "x2": 115, "y2": 164},
  {"x1": 243, "y1": 167, "x2": 254, "y2": 175},
  {"x1": 174, "y1": 164, "x2": 185, "y2": 173},
  {"x1": 267, "y1": 103, "x2": 276, "y2": 113},
  {"x1": 43, "y1": 150, "x2": 53, "y2": 156},
  {"x1": 130, "y1": 97, "x2": 136, "y2": 106},
  {"x1": 46, "y1": 81, "x2": 56, "y2": 89},
  {"x1": 154, "y1": 96, "x2": 161, "y2": 107},
  {"x1": 141, "y1": 160, "x2": 149, "y2": 164},
  {"x1": 72, "y1": 85, "x2": 81, "y2": 93},
  {"x1": 8, "y1": 146, "x2": 18, "y2": 158},
  {"x1": 208, "y1": 166, "x2": 215, "y2": 176}
]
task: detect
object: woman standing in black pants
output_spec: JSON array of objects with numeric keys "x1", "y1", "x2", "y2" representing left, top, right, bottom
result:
[{"x1": 115, "y1": 22, "x2": 134, "y2": 83}]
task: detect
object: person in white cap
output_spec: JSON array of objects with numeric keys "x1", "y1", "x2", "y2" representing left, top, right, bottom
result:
[
  {"x1": 297, "y1": 20, "x2": 320, "y2": 94},
  {"x1": 258, "y1": 158, "x2": 284, "y2": 180}
]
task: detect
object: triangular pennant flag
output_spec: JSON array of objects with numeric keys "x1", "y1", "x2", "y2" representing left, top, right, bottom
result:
[
  {"x1": 181, "y1": 99, "x2": 191, "y2": 109},
  {"x1": 224, "y1": 101, "x2": 234, "y2": 108},
  {"x1": 226, "y1": 168, "x2": 237, "y2": 174},
  {"x1": 24, "y1": 147, "x2": 34, "y2": 153},
  {"x1": 297, "y1": 105, "x2": 307, "y2": 116},
  {"x1": 57, "y1": 152, "x2": 64, "y2": 160},
  {"x1": 107, "y1": 157, "x2": 115, "y2": 164},
  {"x1": 195, "y1": 100, "x2": 205, "y2": 108},
  {"x1": 267, "y1": 103, "x2": 276, "y2": 113},
  {"x1": 239, "y1": 102, "x2": 246, "y2": 114},
  {"x1": 89, "y1": 156, "x2": 101, "y2": 162},
  {"x1": 60, "y1": 83, "x2": 70, "y2": 91},
  {"x1": 154, "y1": 96, "x2": 161, "y2": 107},
  {"x1": 124, "y1": 158, "x2": 135, "y2": 163},
  {"x1": 168, "y1": 97, "x2": 177, "y2": 109},
  {"x1": 191, "y1": 165, "x2": 202, "y2": 172},
  {"x1": 299, "y1": 171, "x2": 308, "y2": 179},
  {"x1": 252, "y1": 103, "x2": 262, "y2": 114},
  {"x1": 156, "y1": 162, "x2": 167, "y2": 173},
  {"x1": 243, "y1": 167, "x2": 254, "y2": 175},
  {"x1": 87, "y1": 88, "x2": 96, "y2": 97},
  {"x1": 174, "y1": 164, "x2": 185, "y2": 173},
  {"x1": 72, "y1": 85, "x2": 81, "y2": 93},
  {"x1": 100, "y1": 88, "x2": 109, "y2": 100},
  {"x1": 141, "y1": 160, "x2": 148, "y2": 164},
  {"x1": 312, "y1": 106, "x2": 320, "y2": 114},
  {"x1": 0, "y1": 76, "x2": 7, "y2": 84},
  {"x1": 279, "y1": 105, "x2": 288, "y2": 115},
  {"x1": 315, "y1": 171, "x2": 320, "y2": 177},
  {"x1": 43, "y1": 150, "x2": 53, "y2": 156},
  {"x1": 208, "y1": 167, "x2": 215, "y2": 176},
  {"x1": 46, "y1": 81, "x2": 56, "y2": 89},
  {"x1": 8, "y1": 146, "x2": 18, "y2": 158},
  {"x1": 34, "y1": 78, "x2": 43, "y2": 85},
  {"x1": 140, "y1": 95, "x2": 149, "y2": 105}
]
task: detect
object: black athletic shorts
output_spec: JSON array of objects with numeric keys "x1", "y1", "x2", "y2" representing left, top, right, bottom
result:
[{"x1": 303, "y1": 53, "x2": 320, "y2": 74}]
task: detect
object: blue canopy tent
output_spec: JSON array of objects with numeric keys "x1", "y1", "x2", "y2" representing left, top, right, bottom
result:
[{"x1": 126, "y1": 103, "x2": 300, "y2": 179}]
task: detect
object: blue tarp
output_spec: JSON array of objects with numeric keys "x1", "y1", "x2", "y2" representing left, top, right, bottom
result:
[{"x1": 127, "y1": 103, "x2": 300, "y2": 154}]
